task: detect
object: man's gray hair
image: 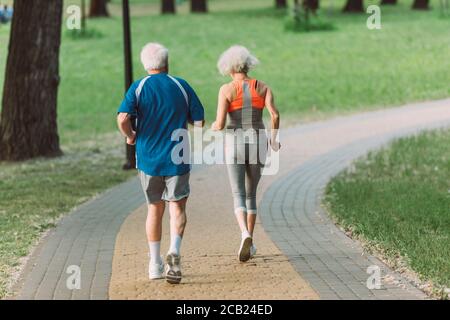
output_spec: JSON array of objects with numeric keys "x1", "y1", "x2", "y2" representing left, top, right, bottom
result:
[
  {"x1": 217, "y1": 45, "x2": 259, "y2": 76},
  {"x1": 140, "y1": 42, "x2": 169, "y2": 71}
]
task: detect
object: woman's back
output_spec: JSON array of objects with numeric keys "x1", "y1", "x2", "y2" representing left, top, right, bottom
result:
[{"x1": 226, "y1": 79, "x2": 267, "y2": 130}]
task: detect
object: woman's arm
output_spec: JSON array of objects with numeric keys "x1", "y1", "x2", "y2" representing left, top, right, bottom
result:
[
  {"x1": 265, "y1": 87, "x2": 281, "y2": 151},
  {"x1": 212, "y1": 85, "x2": 230, "y2": 131}
]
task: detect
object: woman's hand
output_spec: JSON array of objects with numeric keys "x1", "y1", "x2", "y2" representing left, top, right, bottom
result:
[
  {"x1": 211, "y1": 121, "x2": 222, "y2": 131},
  {"x1": 270, "y1": 138, "x2": 281, "y2": 151}
]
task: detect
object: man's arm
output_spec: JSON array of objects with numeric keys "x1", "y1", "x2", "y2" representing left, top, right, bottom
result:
[
  {"x1": 117, "y1": 80, "x2": 139, "y2": 144},
  {"x1": 188, "y1": 119, "x2": 205, "y2": 127},
  {"x1": 117, "y1": 113, "x2": 136, "y2": 145},
  {"x1": 182, "y1": 79, "x2": 205, "y2": 128}
]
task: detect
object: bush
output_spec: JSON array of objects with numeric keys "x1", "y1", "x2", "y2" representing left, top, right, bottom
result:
[
  {"x1": 65, "y1": 28, "x2": 104, "y2": 40},
  {"x1": 285, "y1": 8, "x2": 335, "y2": 32}
]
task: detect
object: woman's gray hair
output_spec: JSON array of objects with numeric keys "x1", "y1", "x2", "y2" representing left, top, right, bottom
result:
[
  {"x1": 140, "y1": 42, "x2": 169, "y2": 71},
  {"x1": 217, "y1": 45, "x2": 260, "y2": 76}
]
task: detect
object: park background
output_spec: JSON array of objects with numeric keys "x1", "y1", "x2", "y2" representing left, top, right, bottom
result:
[{"x1": 0, "y1": 0, "x2": 449, "y2": 299}]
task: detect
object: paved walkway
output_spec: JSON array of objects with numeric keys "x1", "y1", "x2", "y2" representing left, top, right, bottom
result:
[{"x1": 14, "y1": 99, "x2": 450, "y2": 300}]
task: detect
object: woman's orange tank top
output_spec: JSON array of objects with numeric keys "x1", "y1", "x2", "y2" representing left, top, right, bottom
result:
[{"x1": 228, "y1": 79, "x2": 266, "y2": 113}]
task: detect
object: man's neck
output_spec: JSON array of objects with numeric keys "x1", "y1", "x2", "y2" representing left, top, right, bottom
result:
[{"x1": 148, "y1": 68, "x2": 168, "y2": 75}]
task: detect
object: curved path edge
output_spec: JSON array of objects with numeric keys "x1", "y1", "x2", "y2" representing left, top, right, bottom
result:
[
  {"x1": 259, "y1": 120, "x2": 450, "y2": 300},
  {"x1": 14, "y1": 178, "x2": 143, "y2": 300}
]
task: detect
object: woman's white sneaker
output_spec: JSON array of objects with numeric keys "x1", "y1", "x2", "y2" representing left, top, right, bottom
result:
[
  {"x1": 238, "y1": 235, "x2": 253, "y2": 262},
  {"x1": 250, "y1": 244, "x2": 257, "y2": 258}
]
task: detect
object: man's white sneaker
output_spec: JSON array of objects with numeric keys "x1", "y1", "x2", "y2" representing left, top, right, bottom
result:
[
  {"x1": 238, "y1": 235, "x2": 253, "y2": 262},
  {"x1": 165, "y1": 253, "x2": 182, "y2": 284},
  {"x1": 149, "y1": 258, "x2": 164, "y2": 280},
  {"x1": 250, "y1": 244, "x2": 257, "y2": 258}
]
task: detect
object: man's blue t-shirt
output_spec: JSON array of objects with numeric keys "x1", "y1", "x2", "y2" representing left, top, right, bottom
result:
[{"x1": 117, "y1": 73, "x2": 204, "y2": 177}]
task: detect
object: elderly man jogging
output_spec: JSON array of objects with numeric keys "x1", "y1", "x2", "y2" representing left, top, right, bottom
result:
[{"x1": 117, "y1": 43, "x2": 205, "y2": 284}]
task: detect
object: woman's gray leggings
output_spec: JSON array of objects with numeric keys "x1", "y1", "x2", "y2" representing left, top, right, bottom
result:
[{"x1": 226, "y1": 141, "x2": 266, "y2": 215}]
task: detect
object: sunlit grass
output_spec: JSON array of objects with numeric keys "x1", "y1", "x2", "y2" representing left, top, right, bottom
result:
[
  {"x1": 0, "y1": 134, "x2": 135, "y2": 298},
  {"x1": 325, "y1": 129, "x2": 450, "y2": 297}
]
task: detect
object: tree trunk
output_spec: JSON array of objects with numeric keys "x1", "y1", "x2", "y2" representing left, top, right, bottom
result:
[
  {"x1": 89, "y1": 0, "x2": 109, "y2": 17},
  {"x1": 303, "y1": 0, "x2": 319, "y2": 13},
  {"x1": 81, "y1": 0, "x2": 87, "y2": 31},
  {"x1": 412, "y1": 0, "x2": 429, "y2": 9},
  {"x1": 0, "y1": 0, "x2": 63, "y2": 161},
  {"x1": 191, "y1": 0, "x2": 208, "y2": 13},
  {"x1": 343, "y1": 0, "x2": 364, "y2": 12},
  {"x1": 162, "y1": 0, "x2": 176, "y2": 14},
  {"x1": 276, "y1": 0, "x2": 287, "y2": 8},
  {"x1": 380, "y1": 0, "x2": 397, "y2": 5}
]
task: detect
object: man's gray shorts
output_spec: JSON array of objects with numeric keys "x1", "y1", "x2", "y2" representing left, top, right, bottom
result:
[{"x1": 139, "y1": 171, "x2": 190, "y2": 204}]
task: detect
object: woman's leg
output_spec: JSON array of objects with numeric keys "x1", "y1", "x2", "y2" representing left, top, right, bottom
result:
[
  {"x1": 226, "y1": 163, "x2": 248, "y2": 233},
  {"x1": 226, "y1": 138, "x2": 254, "y2": 262},
  {"x1": 245, "y1": 163, "x2": 262, "y2": 236},
  {"x1": 245, "y1": 136, "x2": 266, "y2": 237}
]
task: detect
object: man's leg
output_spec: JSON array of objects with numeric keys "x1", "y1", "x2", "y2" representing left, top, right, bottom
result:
[
  {"x1": 139, "y1": 171, "x2": 166, "y2": 280},
  {"x1": 146, "y1": 201, "x2": 165, "y2": 265},
  {"x1": 163, "y1": 173, "x2": 190, "y2": 284},
  {"x1": 168, "y1": 198, "x2": 187, "y2": 256}
]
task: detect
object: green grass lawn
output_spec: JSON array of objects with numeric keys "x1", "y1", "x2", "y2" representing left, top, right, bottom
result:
[
  {"x1": 0, "y1": 134, "x2": 135, "y2": 298},
  {"x1": 325, "y1": 129, "x2": 450, "y2": 298}
]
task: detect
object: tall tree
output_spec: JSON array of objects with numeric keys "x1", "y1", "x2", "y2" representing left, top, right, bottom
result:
[
  {"x1": 162, "y1": 0, "x2": 176, "y2": 14},
  {"x1": 380, "y1": 0, "x2": 397, "y2": 4},
  {"x1": 191, "y1": 0, "x2": 208, "y2": 13},
  {"x1": 412, "y1": 0, "x2": 429, "y2": 9},
  {"x1": 303, "y1": 0, "x2": 319, "y2": 13},
  {"x1": 276, "y1": 0, "x2": 288, "y2": 8},
  {"x1": 89, "y1": 0, "x2": 109, "y2": 17},
  {"x1": 343, "y1": 0, "x2": 364, "y2": 12},
  {"x1": 81, "y1": 0, "x2": 87, "y2": 32},
  {"x1": 0, "y1": 0, "x2": 63, "y2": 161},
  {"x1": 293, "y1": 0, "x2": 301, "y2": 22}
]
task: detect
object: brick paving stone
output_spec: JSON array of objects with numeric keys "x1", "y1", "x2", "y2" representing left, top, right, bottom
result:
[{"x1": 14, "y1": 178, "x2": 144, "y2": 300}]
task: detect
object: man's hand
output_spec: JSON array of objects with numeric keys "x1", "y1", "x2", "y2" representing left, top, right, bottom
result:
[
  {"x1": 127, "y1": 131, "x2": 137, "y2": 145},
  {"x1": 189, "y1": 119, "x2": 205, "y2": 128},
  {"x1": 117, "y1": 113, "x2": 137, "y2": 145}
]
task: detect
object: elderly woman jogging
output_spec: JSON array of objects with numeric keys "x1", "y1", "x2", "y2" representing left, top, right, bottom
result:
[{"x1": 212, "y1": 45, "x2": 281, "y2": 263}]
